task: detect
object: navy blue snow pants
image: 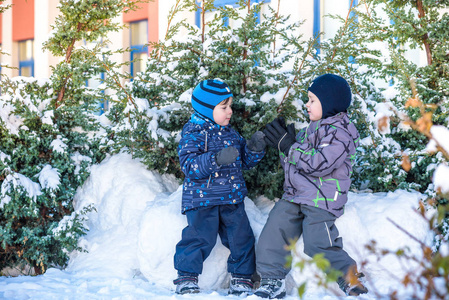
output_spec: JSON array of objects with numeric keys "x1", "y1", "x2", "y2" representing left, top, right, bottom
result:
[{"x1": 174, "y1": 202, "x2": 256, "y2": 278}]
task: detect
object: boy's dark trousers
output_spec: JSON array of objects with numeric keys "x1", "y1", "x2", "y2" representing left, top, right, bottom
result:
[
  {"x1": 174, "y1": 202, "x2": 256, "y2": 277},
  {"x1": 256, "y1": 200, "x2": 356, "y2": 279}
]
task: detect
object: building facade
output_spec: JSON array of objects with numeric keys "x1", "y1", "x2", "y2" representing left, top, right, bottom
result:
[{"x1": 0, "y1": 0, "x2": 427, "y2": 81}]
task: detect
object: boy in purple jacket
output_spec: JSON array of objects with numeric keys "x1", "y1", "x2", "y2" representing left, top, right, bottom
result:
[{"x1": 254, "y1": 74, "x2": 368, "y2": 298}]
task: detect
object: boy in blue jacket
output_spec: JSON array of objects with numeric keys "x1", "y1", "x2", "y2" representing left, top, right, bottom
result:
[
  {"x1": 173, "y1": 79, "x2": 266, "y2": 295},
  {"x1": 254, "y1": 74, "x2": 368, "y2": 298}
]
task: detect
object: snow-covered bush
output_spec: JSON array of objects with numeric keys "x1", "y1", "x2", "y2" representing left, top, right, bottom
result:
[
  {"x1": 0, "y1": 0, "x2": 142, "y2": 274},
  {"x1": 350, "y1": 0, "x2": 449, "y2": 194},
  {"x1": 0, "y1": 75, "x2": 99, "y2": 275}
]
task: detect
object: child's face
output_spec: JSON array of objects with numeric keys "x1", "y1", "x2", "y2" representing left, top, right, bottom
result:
[
  {"x1": 213, "y1": 97, "x2": 233, "y2": 126},
  {"x1": 306, "y1": 91, "x2": 323, "y2": 121}
]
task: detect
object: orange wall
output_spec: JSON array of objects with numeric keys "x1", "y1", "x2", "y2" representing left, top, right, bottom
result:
[
  {"x1": 0, "y1": 13, "x2": 2, "y2": 44},
  {"x1": 13, "y1": 0, "x2": 35, "y2": 41},
  {"x1": 123, "y1": 2, "x2": 149, "y2": 23},
  {"x1": 148, "y1": 1, "x2": 158, "y2": 43},
  {"x1": 123, "y1": 0, "x2": 158, "y2": 45}
]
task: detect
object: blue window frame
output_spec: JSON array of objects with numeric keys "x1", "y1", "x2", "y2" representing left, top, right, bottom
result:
[
  {"x1": 349, "y1": 0, "x2": 358, "y2": 63},
  {"x1": 18, "y1": 40, "x2": 34, "y2": 77},
  {"x1": 313, "y1": 0, "x2": 321, "y2": 55},
  {"x1": 314, "y1": 1, "x2": 359, "y2": 56},
  {"x1": 195, "y1": 0, "x2": 268, "y2": 28},
  {"x1": 349, "y1": 0, "x2": 358, "y2": 20},
  {"x1": 130, "y1": 20, "x2": 149, "y2": 79}
]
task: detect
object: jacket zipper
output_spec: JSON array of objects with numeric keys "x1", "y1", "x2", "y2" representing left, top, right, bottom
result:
[
  {"x1": 286, "y1": 158, "x2": 297, "y2": 194},
  {"x1": 204, "y1": 131, "x2": 212, "y2": 188}
]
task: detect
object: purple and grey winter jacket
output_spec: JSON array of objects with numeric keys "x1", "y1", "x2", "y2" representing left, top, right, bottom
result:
[
  {"x1": 280, "y1": 112, "x2": 360, "y2": 217},
  {"x1": 178, "y1": 113, "x2": 265, "y2": 213}
]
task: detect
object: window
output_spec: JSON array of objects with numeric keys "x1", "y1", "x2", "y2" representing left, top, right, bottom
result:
[
  {"x1": 130, "y1": 20, "x2": 148, "y2": 79},
  {"x1": 314, "y1": 0, "x2": 359, "y2": 55},
  {"x1": 313, "y1": 0, "x2": 321, "y2": 54},
  {"x1": 195, "y1": 0, "x2": 268, "y2": 28},
  {"x1": 19, "y1": 39, "x2": 34, "y2": 77}
]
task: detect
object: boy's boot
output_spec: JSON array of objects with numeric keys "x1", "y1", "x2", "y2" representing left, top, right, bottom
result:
[
  {"x1": 254, "y1": 278, "x2": 286, "y2": 299},
  {"x1": 228, "y1": 276, "x2": 254, "y2": 295},
  {"x1": 337, "y1": 272, "x2": 368, "y2": 296},
  {"x1": 173, "y1": 275, "x2": 200, "y2": 294}
]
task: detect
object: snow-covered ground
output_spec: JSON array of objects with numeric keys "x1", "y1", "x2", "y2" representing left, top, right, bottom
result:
[{"x1": 0, "y1": 153, "x2": 434, "y2": 299}]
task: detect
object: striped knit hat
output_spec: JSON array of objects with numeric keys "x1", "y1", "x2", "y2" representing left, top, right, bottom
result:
[{"x1": 191, "y1": 79, "x2": 233, "y2": 122}]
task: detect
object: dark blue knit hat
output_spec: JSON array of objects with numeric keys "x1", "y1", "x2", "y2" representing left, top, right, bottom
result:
[
  {"x1": 307, "y1": 74, "x2": 352, "y2": 119},
  {"x1": 191, "y1": 79, "x2": 233, "y2": 122}
]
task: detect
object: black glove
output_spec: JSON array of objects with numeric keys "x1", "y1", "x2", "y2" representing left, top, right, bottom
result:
[
  {"x1": 247, "y1": 131, "x2": 266, "y2": 152},
  {"x1": 215, "y1": 146, "x2": 239, "y2": 166},
  {"x1": 263, "y1": 117, "x2": 296, "y2": 155}
]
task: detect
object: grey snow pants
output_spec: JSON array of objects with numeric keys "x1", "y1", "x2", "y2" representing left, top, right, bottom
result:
[{"x1": 256, "y1": 200, "x2": 356, "y2": 279}]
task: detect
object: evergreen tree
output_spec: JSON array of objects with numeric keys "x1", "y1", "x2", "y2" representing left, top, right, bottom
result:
[
  {"x1": 0, "y1": 0, "x2": 145, "y2": 274},
  {"x1": 349, "y1": 0, "x2": 449, "y2": 193}
]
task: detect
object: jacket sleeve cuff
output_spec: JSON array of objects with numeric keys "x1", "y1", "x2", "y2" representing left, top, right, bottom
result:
[{"x1": 211, "y1": 153, "x2": 222, "y2": 170}]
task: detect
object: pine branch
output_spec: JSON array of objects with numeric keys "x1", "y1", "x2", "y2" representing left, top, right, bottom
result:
[
  {"x1": 276, "y1": 37, "x2": 317, "y2": 114},
  {"x1": 55, "y1": 23, "x2": 82, "y2": 109},
  {"x1": 330, "y1": 0, "x2": 356, "y2": 61},
  {"x1": 201, "y1": 1, "x2": 205, "y2": 43},
  {"x1": 165, "y1": 0, "x2": 182, "y2": 41},
  {"x1": 416, "y1": 0, "x2": 432, "y2": 66}
]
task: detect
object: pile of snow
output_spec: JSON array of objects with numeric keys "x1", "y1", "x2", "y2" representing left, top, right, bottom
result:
[{"x1": 0, "y1": 153, "x2": 434, "y2": 299}]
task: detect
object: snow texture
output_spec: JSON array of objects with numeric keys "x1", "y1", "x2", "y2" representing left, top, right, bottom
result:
[{"x1": 0, "y1": 153, "x2": 435, "y2": 299}]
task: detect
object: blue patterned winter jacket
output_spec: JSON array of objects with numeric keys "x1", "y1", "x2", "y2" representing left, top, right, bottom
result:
[{"x1": 178, "y1": 113, "x2": 265, "y2": 213}]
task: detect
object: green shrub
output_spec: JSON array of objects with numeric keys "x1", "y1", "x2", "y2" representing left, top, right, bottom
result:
[{"x1": 0, "y1": 0, "x2": 145, "y2": 274}]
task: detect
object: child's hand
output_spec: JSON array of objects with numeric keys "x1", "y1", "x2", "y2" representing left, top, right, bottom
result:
[
  {"x1": 247, "y1": 131, "x2": 266, "y2": 152},
  {"x1": 216, "y1": 146, "x2": 239, "y2": 166},
  {"x1": 263, "y1": 117, "x2": 296, "y2": 155}
]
